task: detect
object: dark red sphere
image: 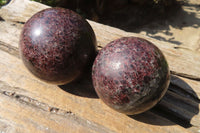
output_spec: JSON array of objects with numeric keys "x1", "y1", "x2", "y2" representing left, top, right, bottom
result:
[
  {"x1": 92, "y1": 37, "x2": 170, "y2": 115},
  {"x1": 19, "y1": 8, "x2": 97, "y2": 85}
]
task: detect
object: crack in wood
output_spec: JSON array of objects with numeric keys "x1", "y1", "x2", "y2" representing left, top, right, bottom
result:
[
  {"x1": 0, "y1": 16, "x2": 5, "y2": 21},
  {"x1": 152, "y1": 82, "x2": 200, "y2": 128},
  {"x1": 171, "y1": 71, "x2": 200, "y2": 81},
  {"x1": 0, "y1": 40, "x2": 19, "y2": 58},
  {"x1": 153, "y1": 90, "x2": 199, "y2": 128},
  {"x1": 0, "y1": 90, "x2": 74, "y2": 116},
  {"x1": 1, "y1": 38, "x2": 200, "y2": 82},
  {"x1": 0, "y1": 90, "x2": 115, "y2": 133},
  {"x1": 13, "y1": 21, "x2": 25, "y2": 24},
  {"x1": 170, "y1": 76, "x2": 200, "y2": 102},
  {"x1": 169, "y1": 83, "x2": 200, "y2": 103},
  {"x1": 0, "y1": 81, "x2": 74, "y2": 116},
  {"x1": 0, "y1": 0, "x2": 199, "y2": 132},
  {"x1": 0, "y1": 80, "x2": 115, "y2": 133},
  {"x1": 1, "y1": 41, "x2": 200, "y2": 83}
]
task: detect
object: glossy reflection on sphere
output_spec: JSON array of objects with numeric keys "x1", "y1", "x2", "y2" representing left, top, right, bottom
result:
[
  {"x1": 19, "y1": 8, "x2": 97, "y2": 85},
  {"x1": 92, "y1": 37, "x2": 170, "y2": 115}
]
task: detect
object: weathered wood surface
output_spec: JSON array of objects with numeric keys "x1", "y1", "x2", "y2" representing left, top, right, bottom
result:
[
  {"x1": 0, "y1": 0, "x2": 199, "y2": 133},
  {"x1": 137, "y1": 0, "x2": 200, "y2": 52}
]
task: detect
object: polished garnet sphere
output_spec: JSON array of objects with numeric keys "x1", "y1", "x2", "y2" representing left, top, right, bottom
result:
[
  {"x1": 19, "y1": 8, "x2": 97, "y2": 85},
  {"x1": 92, "y1": 37, "x2": 170, "y2": 115}
]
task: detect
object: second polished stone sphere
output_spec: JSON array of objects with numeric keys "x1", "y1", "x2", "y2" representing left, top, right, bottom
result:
[
  {"x1": 92, "y1": 37, "x2": 170, "y2": 115},
  {"x1": 19, "y1": 8, "x2": 97, "y2": 85}
]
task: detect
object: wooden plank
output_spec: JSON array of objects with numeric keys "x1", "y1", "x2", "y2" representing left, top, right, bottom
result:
[
  {"x1": 0, "y1": 0, "x2": 199, "y2": 132},
  {"x1": 0, "y1": 48, "x2": 190, "y2": 133},
  {"x1": 136, "y1": 1, "x2": 200, "y2": 51},
  {"x1": 1, "y1": 0, "x2": 200, "y2": 80},
  {"x1": 0, "y1": 88, "x2": 113, "y2": 133}
]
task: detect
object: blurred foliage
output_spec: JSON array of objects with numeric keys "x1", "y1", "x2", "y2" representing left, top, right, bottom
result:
[
  {"x1": 31, "y1": 0, "x2": 174, "y2": 6},
  {"x1": 0, "y1": 0, "x2": 176, "y2": 10},
  {"x1": 32, "y1": 0, "x2": 60, "y2": 7},
  {"x1": 0, "y1": 0, "x2": 179, "y2": 32},
  {"x1": 0, "y1": 0, "x2": 8, "y2": 8},
  {"x1": 31, "y1": 0, "x2": 178, "y2": 27},
  {"x1": 32, "y1": 0, "x2": 95, "y2": 18},
  {"x1": 31, "y1": 0, "x2": 177, "y2": 18}
]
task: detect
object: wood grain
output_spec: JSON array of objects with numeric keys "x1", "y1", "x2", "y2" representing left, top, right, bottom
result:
[
  {"x1": 0, "y1": 48, "x2": 191, "y2": 133},
  {"x1": 1, "y1": 0, "x2": 200, "y2": 80},
  {"x1": 0, "y1": 0, "x2": 199, "y2": 132}
]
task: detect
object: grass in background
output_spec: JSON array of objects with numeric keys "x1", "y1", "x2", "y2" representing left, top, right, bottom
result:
[{"x1": 0, "y1": 0, "x2": 8, "y2": 8}]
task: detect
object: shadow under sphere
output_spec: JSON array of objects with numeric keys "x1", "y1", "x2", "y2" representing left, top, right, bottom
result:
[
  {"x1": 130, "y1": 75, "x2": 199, "y2": 127},
  {"x1": 59, "y1": 70, "x2": 98, "y2": 99}
]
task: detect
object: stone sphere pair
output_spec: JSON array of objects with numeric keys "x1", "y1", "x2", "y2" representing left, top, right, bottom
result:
[{"x1": 19, "y1": 8, "x2": 170, "y2": 115}]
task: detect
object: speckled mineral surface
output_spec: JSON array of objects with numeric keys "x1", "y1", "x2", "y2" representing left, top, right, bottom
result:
[
  {"x1": 92, "y1": 37, "x2": 170, "y2": 115},
  {"x1": 19, "y1": 8, "x2": 97, "y2": 85}
]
